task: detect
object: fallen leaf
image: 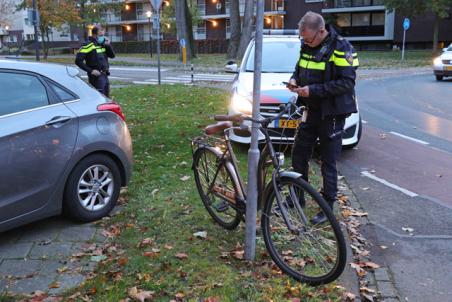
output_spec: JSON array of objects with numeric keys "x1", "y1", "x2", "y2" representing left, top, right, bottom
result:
[
  {"x1": 361, "y1": 187, "x2": 370, "y2": 191},
  {"x1": 139, "y1": 238, "x2": 153, "y2": 248},
  {"x1": 180, "y1": 176, "x2": 190, "y2": 181},
  {"x1": 175, "y1": 292, "x2": 185, "y2": 300},
  {"x1": 118, "y1": 257, "x2": 128, "y2": 266},
  {"x1": 360, "y1": 286, "x2": 376, "y2": 294},
  {"x1": 379, "y1": 133, "x2": 387, "y2": 139},
  {"x1": 362, "y1": 261, "x2": 380, "y2": 269},
  {"x1": 402, "y1": 227, "x2": 414, "y2": 233},
  {"x1": 362, "y1": 293, "x2": 375, "y2": 301},
  {"x1": 90, "y1": 255, "x2": 107, "y2": 262},
  {"x1": 128, "y1": 286, "x2": 154, "y2": 302},
  {"x1": 193, "y1": 231, "x2": 207, "y2": 239},
  {"x1": 204, "y1": 297, "x2": 220, "y2": 302},
  {"x1": 57, "y1": 266, "x2": 68, "y2": 274},
  {"x1": 175, "y1": 253, "x2": 188, "y2": 260},
  {"x1": 48, "y1": 281, "x2": 61, "y2": 289},
  {"x1": 233, "y1": 249, "x2": 244, "y2": 260},
  {"x1": 380, "y1": 245, "x2": 388, "y2": 249},
  {"x1": 344, "y1": 292, "x2": 356, "y2": 301},
  {"x1": 164, "y1": 244, "x2": 174, "y2": 250}
]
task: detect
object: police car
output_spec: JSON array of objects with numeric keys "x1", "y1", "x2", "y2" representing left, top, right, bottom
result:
[
  {"x1": 433, "y1": 43, "x2": 452, "y2": 81},
  {"x1": 225, "y1": 31, "x2": 362, "y2": 148}
]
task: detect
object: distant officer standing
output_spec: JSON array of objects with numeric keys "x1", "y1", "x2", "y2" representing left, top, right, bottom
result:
[
  {"x1": 288, "y1": 12, "x2": 359, "y2": 224},
  {"x1": 75, "y1": 26, "x2": 115, "y2": 97}
]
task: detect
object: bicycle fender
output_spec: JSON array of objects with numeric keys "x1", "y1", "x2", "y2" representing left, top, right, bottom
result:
[{"x1": 278, "y1": 170, "x2": 303, "y2": 180}]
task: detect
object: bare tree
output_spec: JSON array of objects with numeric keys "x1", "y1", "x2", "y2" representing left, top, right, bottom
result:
[
  {"x1": 227, "y1": 0, "x2": 241, "y2": 59},
  {"x1": 237, "y1": 0, "x2": 254, "y2": 59},
  {"x1": 0, "y1": 0, "x2": 15, "y2": 28}
]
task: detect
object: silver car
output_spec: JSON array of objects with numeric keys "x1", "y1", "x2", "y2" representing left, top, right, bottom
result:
[{"x1": 0, "y1": 60, "x2": 132, "y2": 232}]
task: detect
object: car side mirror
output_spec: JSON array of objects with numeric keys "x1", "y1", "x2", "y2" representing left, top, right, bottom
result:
[
  {"x1": 225, "y1": 61, "x2": 239, "y2": 74},
  {"x1": 443, "y1": 48, "x2": 448, "y2": 52}
]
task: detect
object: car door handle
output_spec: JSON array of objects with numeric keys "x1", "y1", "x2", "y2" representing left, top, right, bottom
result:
[{"x1": 45, "y1": 116, "x2": 72, "y2": 127}]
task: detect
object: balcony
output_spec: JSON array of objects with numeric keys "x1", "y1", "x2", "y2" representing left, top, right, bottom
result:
[{"x1": 325, "y1": 0, "x2": 384, "y2": 8}]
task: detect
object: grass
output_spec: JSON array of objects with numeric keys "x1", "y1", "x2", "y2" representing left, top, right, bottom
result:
[
  {"x1": 358, "y1": 50, "x2": 434, "y2": 68},
  {"x1": 62, "y1": 84, "x2": 345, "y2": 301}
]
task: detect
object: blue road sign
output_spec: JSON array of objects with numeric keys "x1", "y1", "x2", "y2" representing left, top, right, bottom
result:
[
  {"x1": 180, "y1": 38, "x2": 186, "y2": 48},
  {"x1": 403, "y1": 18, "x2": 410, "y2": 30}
]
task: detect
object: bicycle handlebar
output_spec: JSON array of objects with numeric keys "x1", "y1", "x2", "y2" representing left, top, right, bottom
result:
[{"x1": 212, "y1": 101, "x2": 304, "y2": 125}]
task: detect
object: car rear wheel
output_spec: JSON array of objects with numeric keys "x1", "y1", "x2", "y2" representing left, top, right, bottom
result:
[
  {"x1": 64, "y1": 154, "x2": 121, "y2": 222},
  {"x1": 436, "y1": 75, "x2": 443, "y2": 81}
]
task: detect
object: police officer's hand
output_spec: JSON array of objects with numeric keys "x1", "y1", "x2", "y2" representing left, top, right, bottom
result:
[
  {"x1": 294, "y1": 86, "x2": 310, "y2": 98},
  {"x1": 91, "y1": 69, "x2": 101, "y2": 77}
]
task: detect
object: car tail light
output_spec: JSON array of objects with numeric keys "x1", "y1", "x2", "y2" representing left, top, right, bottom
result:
[{"x1": 97, "y1": 102, "x2": 126, "y2": 121}]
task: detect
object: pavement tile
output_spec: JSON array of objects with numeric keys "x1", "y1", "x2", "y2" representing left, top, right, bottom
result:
[
  {"x1": 381, "y1": 299, "x2": 400, "y2": 302},
  {"x1": 0, "y1": 242, "x2": 33, "y2": 259},
  {"x1": 0, "y1": 259, "x2": 41, "y2": 278},
  {"x1": 3, "y1": 274, "x2": 56, "y2": 295},
  {"x1": 57, "y1": 226, "x2": 96, "y2": 242},
  {"x1": 29, "y1": 242, "x2": 75, "y2": 259},
  {"x1": 378, "y1": 281, "x2": 399, "y2": 298},
  {"x1": 48, "y1": 273, "x2": 85, "y2": 295},
  {"x1": 0, "y1": 228, "x2": 24, "y2": 244},
  {"x1": 17, "y1": 222, "x2": 64, "y2": 243},
  {"x1": 374, "y1": 267, "x2": 391, "y2": 282}
]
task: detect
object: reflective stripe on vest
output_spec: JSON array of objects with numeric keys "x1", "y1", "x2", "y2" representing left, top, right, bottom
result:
[
  {"x1": 331, "y1": 50, "x2": 359, "y2": 67},
  {"x1": 79, "y1": 44, "x2": 106, "y2": 54},
  {"x1": 298, "y1": 58, "x2": 326, "y2": 70}
]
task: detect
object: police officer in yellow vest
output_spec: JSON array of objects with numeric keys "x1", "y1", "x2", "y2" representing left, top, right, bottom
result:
[
  {"x1": 75, "y1": 26, "x2": 115, "y2": 97},
  {"x1": 287, "y1": 11, "x2": 359, "y2": 224}
]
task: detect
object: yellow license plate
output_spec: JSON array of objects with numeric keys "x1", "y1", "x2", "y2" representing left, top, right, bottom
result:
[
  {"x1": 278, "y1": 119, "x2": 300, "y2": 129},
  {"x1": 445, "y1": 66, "x2": 452, "y2": 71}
]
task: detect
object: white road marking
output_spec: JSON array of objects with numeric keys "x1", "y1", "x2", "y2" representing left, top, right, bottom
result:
[
  {"x1": 110, "y1": 67, "x2": 169, "y2": 72},
  {"x1": 361, "y1": 171, "x2": 418, "y2": 197},
  {"x1": 389, "y1": 131, "x2": 429, "y2": 145},
  {"x1": 362, "y1": 120, "x2": 368, "y2": 124}
]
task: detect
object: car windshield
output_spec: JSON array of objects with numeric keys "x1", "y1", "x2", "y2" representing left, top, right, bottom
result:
[
  {"x1": 447, "y1": 45, "x2": 452, "y2": 51},
  {"x1": 245, "y1": 40, "x2": 300, "y2": 73}
]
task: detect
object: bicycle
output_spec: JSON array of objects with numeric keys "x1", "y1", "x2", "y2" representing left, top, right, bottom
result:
[{"x1": 191, "y1": 101, "x2": 347, "y2": 285}]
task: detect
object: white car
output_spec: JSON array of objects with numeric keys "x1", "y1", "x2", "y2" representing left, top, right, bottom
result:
[
  {"x1": 225, "y1": 34, "x2": 362, "y2": 148},
  {"x1": 433, "y1": 44, "x2": 452, "y2": 81}
]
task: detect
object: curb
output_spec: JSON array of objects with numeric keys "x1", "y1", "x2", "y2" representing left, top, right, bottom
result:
[{"x1": 338, "y1": 177, "x2": 402, "y2": 302}]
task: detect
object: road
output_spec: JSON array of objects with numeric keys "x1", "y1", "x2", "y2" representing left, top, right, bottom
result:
[{"x1": 339, "y1": 73, "x2": 452, "y2": 301}]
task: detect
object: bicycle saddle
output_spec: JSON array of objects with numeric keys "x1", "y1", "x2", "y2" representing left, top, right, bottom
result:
[{"x1": 204, "y1": 121, "x2": 232, "y2": 136}]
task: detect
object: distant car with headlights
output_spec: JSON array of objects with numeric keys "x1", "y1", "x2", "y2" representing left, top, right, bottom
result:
[
  {"x1": 0, "y1": 60, "x2": 132, "y2": 232},
  {"x1": 225, "y1": 33, "x2": 362, "y2": 148},
  {"x1": 433, "y1": 44, "x2": 452, "y2": 81}
]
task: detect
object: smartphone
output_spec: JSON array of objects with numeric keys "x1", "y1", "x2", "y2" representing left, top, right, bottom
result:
[{"x1": 282, "y1": 81, "x2": 298, "y2": 89}]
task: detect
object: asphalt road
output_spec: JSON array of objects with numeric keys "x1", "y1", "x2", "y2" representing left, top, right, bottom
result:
[{"x1": 339, "y1": 73, "x2": 452, "y2": 301}]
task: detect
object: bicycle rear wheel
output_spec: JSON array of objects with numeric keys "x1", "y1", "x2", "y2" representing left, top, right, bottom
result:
[
  {"x1": 192, "y1": 146, "x2": 242, "y2": 230},
  {"x1": 261, "y1": 176, "x2": 346, "y2": 285}
]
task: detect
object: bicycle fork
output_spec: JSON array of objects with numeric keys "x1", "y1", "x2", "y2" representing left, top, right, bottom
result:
[{"x1": 271, "y1": 171, "x2": 309, "y2": 235}]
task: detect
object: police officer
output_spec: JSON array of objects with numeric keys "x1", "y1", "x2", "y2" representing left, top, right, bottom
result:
[
  {"x1": 75, "y1": 26, "x2": 115, "y2": 97},
  {"x1": 288, "y1": 11, "x2": 358, "y2": 224}
]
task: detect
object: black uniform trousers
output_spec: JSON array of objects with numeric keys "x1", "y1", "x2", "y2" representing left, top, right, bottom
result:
[
  {"x1": 292, "y1": 110, "x2": 345, "y2": 206},
  {"x1": 88, "y1": 73, "x2": 110, "y2": 97}
]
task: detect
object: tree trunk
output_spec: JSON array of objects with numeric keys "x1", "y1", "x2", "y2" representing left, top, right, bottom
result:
[
  {"x1": 432, "y1": 14, "x2": 439, "y2": 54},
  {"x1": 227, "y1": 0, "x2": 241, "y2": 59},
  {"x1": 185, "y1": 0, "x2": 196, "y2": 58},
  {"x1": 175, "y1": 0, "x2": 196, "y2": 60},
  {"x1": 237, "y1": 0, "x2": 254, "y2": 59},
  {"x1": 40, "y1": 26, "x2": 48, "y2": 59}
]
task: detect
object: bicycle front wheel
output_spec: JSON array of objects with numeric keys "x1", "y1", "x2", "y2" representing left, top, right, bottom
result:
[
  {"x1": 192, "y1": 146, "x2": 242, "y2": 230},
  {"x1": 261, "y1": 176, "x2": 347, "y2": 285}
]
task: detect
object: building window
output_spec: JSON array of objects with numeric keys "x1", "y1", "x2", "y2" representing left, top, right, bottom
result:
[
  {"x1": 352, "y1": 13, "x2": 370, "y2": 26},
  {"x1": 137, "y1": 24, "x2": 144, "y2": 41},
  {"x1": 336, "y1": 13, "x2": 351, "y2": 27},
  {"x1": 136, "y1": 3, "x2": 145, "y2": 20},
  {"x1": 372, "y1": 12, "x2": 385, "y2": 25},
  {"x1": 197, "y1": 0, "x2": 206, "y2": 16}
]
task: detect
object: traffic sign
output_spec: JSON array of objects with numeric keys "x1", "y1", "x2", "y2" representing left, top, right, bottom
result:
[
  {"x1": 150, "y1": 0, "x2": 163, "y2": 10},
  {"x1": 180, "y1": 38, "x2": 186, "y2": 48},
  {"x1": 403, "y1": 18, "x2": 410, "y2": 31}
]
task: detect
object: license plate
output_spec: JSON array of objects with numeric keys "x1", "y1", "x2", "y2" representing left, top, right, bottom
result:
[
  {"x1": 445, "y1": 66, "x2": 452, "y2": 71},
  {"x1": 277, "y1": 119, "x2": 299, "y2": 129}
]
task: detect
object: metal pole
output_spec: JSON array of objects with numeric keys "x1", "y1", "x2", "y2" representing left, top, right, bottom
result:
[
  {"x1": 32, "y1": 0, "x2": 40, "y2": 61},
  {"x1": 245, "y1": 0, "x2": 264, "y2": 261},
  {"x1": 191, "y1": 63, "x2": 194, "y2": 84},
  {"x1": 156, "y1": 13, "x2": 161, "y2": 85},
  {"x1": 401, "y1": 29, "x2": 406, "y2": 62},
  {"x1": 148, "y1": 17, "x2": 153, "y2": 58}
]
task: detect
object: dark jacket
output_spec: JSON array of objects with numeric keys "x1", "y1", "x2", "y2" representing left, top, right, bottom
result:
[
  {"x1": 291, "y1": 25, "x2": 358, "y2": 117},
  {"x1": 75, "y1": 37, "x2": 115, "y2": 74}
]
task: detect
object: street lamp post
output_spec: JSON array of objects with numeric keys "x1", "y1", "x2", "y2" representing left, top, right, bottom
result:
[{"x1": 146, "y1": 10, "x2": 153, "y2": 58}]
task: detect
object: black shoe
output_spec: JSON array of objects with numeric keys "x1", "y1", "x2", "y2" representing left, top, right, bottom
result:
[
  {"x1": 214, "y1": 200, "x2": 229, "y2": 212},
  {"x1": 310, "y1": 211, "x2": 328, "y2": 225}
]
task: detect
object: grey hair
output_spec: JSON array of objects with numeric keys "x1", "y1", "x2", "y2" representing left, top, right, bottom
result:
[{"x1": 298, "y1": 11, "x2": 325, "y2": 31}]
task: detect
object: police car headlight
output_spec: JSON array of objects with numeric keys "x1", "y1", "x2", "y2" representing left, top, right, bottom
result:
[
  {"x1": 231, "y1": 93, "x2": 252, "y2": 114},
  {"x1": 433, "y1": 57, "x2": 443, "y2": 66}
]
